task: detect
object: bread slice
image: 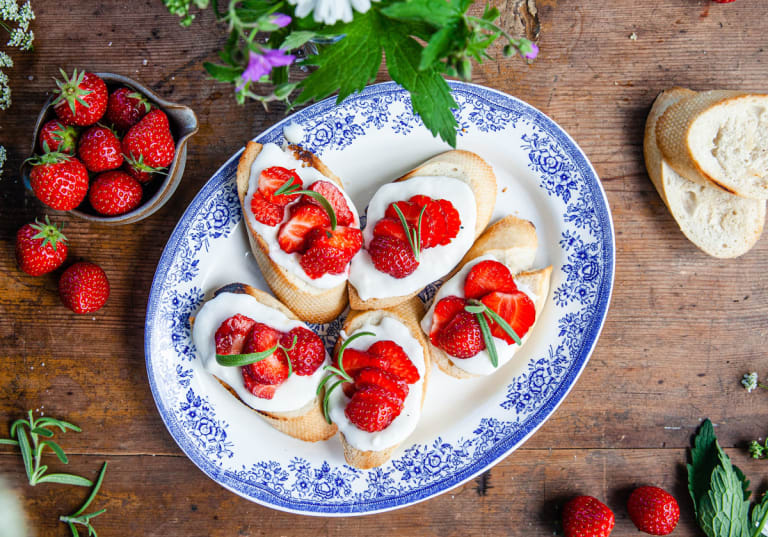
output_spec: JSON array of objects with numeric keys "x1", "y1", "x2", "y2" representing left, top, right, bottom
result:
[
  {"x1": 424, "y1": 216, "x2": 552, "y2": 379},
  {"x1": 236, "y1": 142, "x2": 350, "y2": 324},
  {"x1": 332, "y1": 297, "x2": 430, "y2": 469},
  {"x1": 196, "y1": 283, "x2": 338, "y2": 442},
  {"x1": 656, "y1": 90, "x2": 768, "y2": 199},
  {"x1": 645, "y1": 88, "x2": 765, "y2": 258},
  {"x1": 348, "y1": 150, "x2": 497, "y2": 311}
]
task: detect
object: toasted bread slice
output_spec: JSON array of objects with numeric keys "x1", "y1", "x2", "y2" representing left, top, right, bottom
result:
[
  {"x1": 656, "y1": 90, "x2": 768, "y2": 199},
  {"x1": 331, "y1": 297, "x2": 430, "y2": 469},
  {"x1": 236, "y1": 142, "x2": 352, "y2": 323},
  {"x1": 423, "y1": 216, "x2": 552, "y2": 379},
  {"x1": 645, "y1": 88, "x2": 765, "y2": 258},
  {"x1": 194, "y1": 283, "x2": 337, "y2": 442},
  {"x1": 348, "y1": 150, "x2": 497, "y2": 311}
]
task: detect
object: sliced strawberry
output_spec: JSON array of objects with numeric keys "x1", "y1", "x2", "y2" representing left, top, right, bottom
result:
[
  {"x1": 345, "y1": 385, "x2": 403, "y2": 432},
  {"x1": 251, "y1": 191, "x2": 284, "y2": 226},
  {"x1": 242, "y1": 323, "x2": 289, "y2": 385},
  {"x1": 214, "y1": 314, "x2": 257, "y2": 355},
  {"x1": 410, "y1": 196, "x2": 444, "y2": 248},
  {"x1": 304, "y1": 181, "x2": 354, "y2": 226},
  {"x1": 429, "y1": 296, "x2": 468, "y2": 345},
  {"x1": 336, "y1": 348, "x2": 388, "y2": 376},
  {"x1": 464, "y1": 260, "x2": 518, "y2": 299},
  {"x1": 368, "y1": 235, "x2": 418, "y2": 278},
  {"x1": 436, "y1": 310, "x2": 485, "y2": 358},
  {"x1": 480, "y1": 291, "x2": 536, "y2": 344},
  {"x1": 367, "y1": 340, "x2": 420, "y2": 384},
  {"x1": 241, "y1": 375, "x2": 278, "y2": 399},
  {"x1": 300, "y1": 226, "x2": 363, "y2": 278},
  {"x1": 277, "y1": 203, "x2": 330, "y2": 254},
  {"x1": 258, "y1": 166, "x2": 302, "y2": 206},
  {"x1": 279, "y1": 326, "x2": 325, "y2": 376},
  {"x1": 385, "y1": 200, "x2": 422, "y2": 227},
  {"x1": 372, "y1": 217, "x2": 408, "y2": 243},
  {"x1": 354, "y1": 367, "x2": 409, "y2": 401},
  {"x1": 438, "y1": 199, "x2": 461, "y2": 245}
]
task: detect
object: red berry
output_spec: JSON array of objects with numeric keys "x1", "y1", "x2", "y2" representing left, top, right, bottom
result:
[
  {"x1": 259, "y1": 166, "x2": 302, "y2": 206},
  {"x1": 106, "y1": 87, "x2": 152, "y2": 132},
  {"x1": 52, "y1": 69, "x2": 108, "y2": 126},
  {"x1": 354, "y1": 367, "x2": 409, "y2": 401},
  {"x1": 58, "y1": 262, "x2": 110, "y2": 314},
  {"x1": 123, "y1": 158, "x2": 157, "y2": 184},
  {"x1": 411, "y1": 197, "x2": 445, "y2": 248},
  {"x1": 562, "y1": 496, "x2": 615, "y2": 537},
  {"x1": 429, "y1": 296, "x2": 467, "y2": 345},
  {"x1": 368, "y1": 235, "x2": 418, "y2": 278},
  {"x1": 300, "y1": 226, "x2": 362, "y2": 278},
  {"x1": 215, "y1": 314, "x2": 257, "y2": 356},
  {"x1": 122, "y1": 109, "x2": 175, "y2": 170},
  {"x1": 372, "y1": 217, "x2": 409, "y2": 243},
  {"x1": 250, "y1": 191, "x2": 284, "y2": 226},
  {"x1": 480, "y1": 290, "x2": 536, "y2": 344},
  {"x1": 78, "y1": 126, "x2": 123, "y2": 172},
  {"x1": 304, "y1": 181, "x2": 354, "y2": 226},
  {"x1": 277, "y1": 203, "x2": 330, "y2": 253},
  {"x1": 627, "y1": 486, "x2": 680, "y2": 536},
  {"x1": 464, "y1": 259, "x2": 518, "y2": 299},
  {"x1": 344, "y1": 385, "x2": 403, "y2": 432},
  {"x1": 279, "y1": 326, "x2": 325, "y2": 376},
  {"x1": 337, "y1": 348, "x2": 389, "y2": 377},
  {"x1": 367, "y1": 340, "x2": 420, "y2": 383},
  {"x1": 435, "y1": 310, "x2": 485, "y2": 358},
  {"x1": 29, "y1": 153, "x2": 89, "y2": 211},
  {"x1": 38, "y1": 120, "x2": 79, "y2": 155},
  {"x1": 438, "y1": 199, "x2": 461, "y2": 244},
  {"x1": 88, "y1": 171, "x2": 143, "y2": 216},
  {"x1": 711, "y1": 0, "x2": 736, "y2": 3},
  {"x1": 241, "y1": 323, "x2": 288, "y2": 385},
  {"x1": 15, "y1": 217, "x2": 68, "y2": 276}
]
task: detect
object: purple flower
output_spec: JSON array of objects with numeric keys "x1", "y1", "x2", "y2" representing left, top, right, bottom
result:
[
  {"x1": 270, "y1": 13, "x2": 292, "y2": 28},
  {"x1": 237, "y1": 49, "x2": 296, "y2": 91},
  {"x1": 519, "y1": 40, "x2": 539, "y2": 60}
]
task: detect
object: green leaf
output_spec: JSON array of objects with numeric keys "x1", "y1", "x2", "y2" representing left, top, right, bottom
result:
[
  {"x1": 42, "y1": 439, "x2": 69, "y2": 464},
  {"x1": 482, "y1": 5, "x2": 500, "y2": 21},
  {"x1": 216, "y1": 342, "x2": 279, "y2": 367},
  {"x1": 688, "y1": 419, "x2": 720, "y2": 518},
  {"x1": 16, "y1": 428, "x2": 34, "y2": 484},
  {"x1": 281, "y1": 31, "x2": 317, "y2": 51},
  {"x1": 483, "y1": 308, "x2": 522, "y2": 345},
  {"x1": 30, "y1": 427, "x2": 54, "y2": 437},
  {"x1": 36, "y1": 473, "x2": 93, "y2": 487},
  {"x1": 0, "y1": 438, "x2": 18, "y2": 445},
  {"x1": 35, "y1": 417, "x2": 82, "y2": 433},
  {"x1": 696, "y1": 445, "x2": 750, "y2": 537},
  {"x1": 419, "y1": 22, "x2": 460, "y2": 71},
  {"x1": 474, "y1": 311, "x2": 498, "y2": 367},
  {"x1": 73, "y1": 462, "x2": 108, "y2": 516},
  {"x1": 382, "y1": 0, "x2": 460, "y2": 27},
  {"x1": 203, "y1": 62, "x2": 243, "y2": 83},
  {"x1": 751, "y1": 493, "x2": 768, "y2": 537}
]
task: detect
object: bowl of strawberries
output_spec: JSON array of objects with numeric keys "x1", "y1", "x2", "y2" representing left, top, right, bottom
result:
[{"x1": 22, "y1": 69, "x2": 198, "y2": 224}]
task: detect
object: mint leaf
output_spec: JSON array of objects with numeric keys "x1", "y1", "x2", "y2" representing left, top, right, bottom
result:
[
  {"x1": 696, "y1": 445, "x2": 750, "y2": 537},
  {"x1": 689, "y1": 419, "x2": 720, "y2": 517}
]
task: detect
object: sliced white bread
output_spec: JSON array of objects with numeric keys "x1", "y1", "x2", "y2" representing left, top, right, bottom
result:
[
  {"x1": 656, "y1": 90, "x2": 768, "y2": 199},
  {"x1": 332, "y1": 297, "x2": 430, "y2": 469},
  {"x1": 425, "y1": 216, "x2": 552, "y2": 380},
  {"x1": 195, "y1": 283, "x2": 338, "y2": 442},
  {"x1": 644, "y1": 88, "x2": 765, "y2": 258},
  {"x1": 236, "y1": 142, "x2": 350, "y2": 324},
  {"x1": 348, "y1": 150, "x2": 497, "y2": 311}
]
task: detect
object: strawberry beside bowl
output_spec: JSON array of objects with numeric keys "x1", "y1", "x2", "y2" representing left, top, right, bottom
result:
[{"x1": 22, "y1": 72, "x2": 199, "y2": 225}]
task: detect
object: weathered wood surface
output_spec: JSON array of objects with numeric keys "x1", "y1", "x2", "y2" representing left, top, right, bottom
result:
[{"x1": 1, "y1": 0, "x2": 768, "y2": 535}]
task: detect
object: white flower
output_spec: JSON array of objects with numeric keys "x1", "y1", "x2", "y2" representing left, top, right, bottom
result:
[
  {"x1": 743, "y1": 372, "x2": 759, "y2": 393},
  {"x1": 0, "y1": 145, "x2": 6, "y2": 178},
  {"x1": 0, "y1": 70, "x2": 10, "y2": 110},
  {"x1": 289, "y1": 0, "x2": 376, "y2": 25}
]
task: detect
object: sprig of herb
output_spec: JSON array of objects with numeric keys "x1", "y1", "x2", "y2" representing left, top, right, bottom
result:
[
  {"x1": 59, "y1": 462, "x2": 108, "y2": 537},
  {"x1": 216, "y1": 334, "x2": 297, "y2": 377},
  {"x1": 392, "y1": 203, "x2": 426, "y2": 262},
  {"x1": 318, "y1": 330, "x2": 376, "y2": 423},
  {"x1": 463, "y1": 299, "x2": 521, "y2": 368},
  {"x1": 274, "y1": 178, "x2": 337, "y2": 230}
]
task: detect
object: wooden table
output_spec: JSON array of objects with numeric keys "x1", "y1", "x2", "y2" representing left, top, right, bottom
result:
[{"x1": 2, "y1": 1, "x2": 767, "y2": 534}]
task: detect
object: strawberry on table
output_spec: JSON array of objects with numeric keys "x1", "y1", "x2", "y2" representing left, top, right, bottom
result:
[
  {"x1": 38, "y1": 120, "x2": 79, "y2": 154},
  {"x1": 480, "y1": 290, "x2": 536, "y2": 343},
  {"x1": 279, "y1": 326, "x2": 325, "y2": 375},
  {"x1": 562, "y1": 496, "x2": 615, "y2": 537},
  {"x1": 435, "y1": 310, "x2": 485, "y2": 358},
  {"x1": 106, "y1": 87, "x2": 152, "y2": 132},
  {"x1": 122, "y1": 109, "x2": 175, "y2": 172},
  {"x1": 278, "y1": 203, "x2": 330, "y2": 253},
  {"x1": 78, "y1": 125, "x2": 123, "y2": 172},
  {"x1": 627, "y1": 486, "x2": 680, "y2": 536},
  {"x1": 15, "y1": 216, "x2": 68, "y2": 276},
  {"x1": 88, "y1": 171, "x2": 143, "y2": 216},
  {"x1": 463, "y1": 260, "x2": 518, "y2": 299},
  {"x1": 58, "y1": 262, "x2": 110, "y2": 314},
  {"x1": 28, "y1": 153, "x2": 89, "y2": 211},
  {"x1": 368, "y1": 235, "x2": 418, "y2": 278},
  {"x1": 52, "y1": 69, "x2": 107, "y2": 126}
]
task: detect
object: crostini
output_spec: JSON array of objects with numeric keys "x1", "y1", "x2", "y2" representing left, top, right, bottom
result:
[
  {"x1": 421, "y1": 216, "x2": 552, "y2": 379},
  {"x1": 237, "y1": 142, "x2": 362, "y2": 323},
  {"x1": 348, "y1": 150, "x2": 497, "y2": 311},
  {"x1": 191, "y1": 283, "x2": 337, "y2": 441},
  {"x1": 320, "y1": 297, "x2": 429, "y2": 469}
]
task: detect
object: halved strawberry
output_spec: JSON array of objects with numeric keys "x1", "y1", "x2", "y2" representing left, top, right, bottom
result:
[
  {"x1": 258, "y1": 166, "x2": 302, "y2": 206},
  {"x1": 304, "y1": 181, "x2": 354, "y2": 226},
  {"x1": 345, "y1": 385, "x2": 403, "y2": 432},
  {"x1": 277, "y1": 203, "x2": 330, "y2": 254},
  {"x1": 372, "y1": 217, "x2": 408, "y2": 243},
  {"x1": 429, "y1": 296, "x2": 467, "y2": 344},
  {"x1": 300, "y1": 226, "x2": 363, "y2": 278},
  {"x1": 368, "y1": 235, "x2": 418, "y2": 278},
  {"x1": 354, "y1": 367, "x2": 409, "y2": 401},
  {"x1": 385, "y1": 200, "x2": 423, "y2": 228},
  {"x1": 241, "y1": 323, "x2": 289, "y2": 385},
  {"x1": 480, "y1": 291, "x2": 536, "y2": 344},
  {"x1": 251, "y1": 191, "x2": 284, "y2": 226},
  {"x1": 336, "y1": 348, "x2": 388, "y2": 376},
  {"x1": 367, "y1": 340, "x2": 420, "y2": 383},
  {"x1": 215, "y1": 314, "x2": 257, "y2": 355},
  {"x1": 279, "y1": 326, "x2": 325, "y2": 376},
  {"x1": 241, "y1": 379, "x2": 278, "y2": 399},
  {"x1": 438, "y1": 199, "x2": 461, "y2": 244},
  {"x1": 464, "y1": 260, "x2": 518, "y2": 299},
  {"x1": 436, "y1": 310, "x2": 485, "y2": 358}
]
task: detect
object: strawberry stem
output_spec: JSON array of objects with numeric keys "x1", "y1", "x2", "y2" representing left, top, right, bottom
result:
[
  {"x1": 29, "y1": 216, "x2": 67, "y2": 251},
  {"x1": 52, "y1": 68, "x2": 93, "y2": 116}
]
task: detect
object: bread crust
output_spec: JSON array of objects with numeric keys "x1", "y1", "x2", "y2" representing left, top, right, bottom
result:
[
  {"x1": 236, "y1": 142, "x2": 350, "y2": 323},
  {"x1": 201, "y1": 283, "x2": 338, "y2": 442},
  {"x1": 331, "y1": 297, "x2": 430, "y2": 469},
  {"x1": 348, "y1": 150, "x2": 497, "y2": 311}
]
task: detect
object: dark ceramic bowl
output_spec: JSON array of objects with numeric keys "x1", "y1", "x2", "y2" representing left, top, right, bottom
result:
[{"x1": 22, "y1": 72, "x2": 198, "y2": 225}]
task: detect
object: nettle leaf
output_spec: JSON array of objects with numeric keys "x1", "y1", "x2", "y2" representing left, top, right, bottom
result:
[
  {"x1": 382, "y1": 0, "x2": 462, "y2": 27},
  {"x1": 689, "y1": 419, "x2": 720, "y2": 517},
  {"x1": 419, "y1": 21, "x2": 462, "y2": 71},
  {"x1": 281, "y1": 30, "x2": 317, "y2": 51},
  {"x1": 696, "y1": 446, "x2": 751, "y2": 537}
]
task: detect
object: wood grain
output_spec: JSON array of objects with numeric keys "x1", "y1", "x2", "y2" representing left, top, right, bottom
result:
[{"x1": 2, "y1": 0, "x2": 768, "y2": 535}]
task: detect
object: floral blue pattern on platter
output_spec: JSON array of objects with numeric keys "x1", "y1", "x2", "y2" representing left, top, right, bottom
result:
[{"x1": 145, "y1": 81, "x2": 615, "y2": 515}]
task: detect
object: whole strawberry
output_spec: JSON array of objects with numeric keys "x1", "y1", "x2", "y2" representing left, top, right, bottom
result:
[
  {"x1": 123, "y1": 162, "x2": 155, "y2": 184},
  {"x1": 15, "y1": 216, "x2": 68, "y2": 276},
  {"x1": 627, "y1": 486, "x2": 680, "y2": 535},
  {"x1": 52, "y1": 69, "x2": 108, "y2": 126},
  {"x1": 562, "y1": 496, "x2": 615, "y2": 537},
  {"x1": 28, "y1": 153, "x2": 89, "y2": 211},
  {"x1": 78, "y1": 125, "x2": 123, "y2": 172},
  {"x1": 122, "y1": 109, "x2": 175, "y2": 172},
  {"x1": 106, "y1": 87, "x2": 152, "y2": 131},
  {"x1": 38, "y1": 120, "x2": 79, "y2": 154},
  {"x1": 88, "y1": 171, "x2": 142, "y2": 216},
  {"x1": 59, "y1": 262, "x2": 110, "y2": 314}
]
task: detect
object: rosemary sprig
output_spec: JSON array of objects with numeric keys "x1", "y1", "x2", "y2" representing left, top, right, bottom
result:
[
  {"x1": 318, "y1": 331, "x2": 376, "y2": 423},
  {"x1": 392, "y1": 203, "x2": 427, "y2": 262},
  {"x1": 274, "y1": 178, "x2": 337, "y2": 230},
  {"x1": 59, "y1": 462, "x2": 108, "y2": 537},
  {"x1": 216, "y1": 334, "x2": 298, "y2": 377},
  {"x1": 464, "y1": 299, "x2": 523, "y2": 368}
]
